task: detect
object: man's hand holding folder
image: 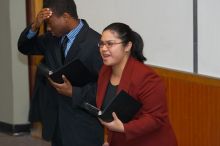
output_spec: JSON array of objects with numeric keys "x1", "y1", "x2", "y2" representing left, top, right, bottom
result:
[{"x1": 38, "y1": 59, "x2": 98, "y2": 87}]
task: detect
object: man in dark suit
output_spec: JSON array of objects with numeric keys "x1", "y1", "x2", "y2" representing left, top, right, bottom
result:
[{"x1": 17, "y1": 0, "x2": 103, "y2": 146}]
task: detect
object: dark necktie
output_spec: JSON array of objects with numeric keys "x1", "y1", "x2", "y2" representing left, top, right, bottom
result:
[{"x1": 61, "y1": 36, "x2": 68, "y2": 62}]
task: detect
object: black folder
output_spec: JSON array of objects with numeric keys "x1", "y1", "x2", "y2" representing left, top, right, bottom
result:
[
  {"x1": 82, "y1": 90, "x2": 142, "y2": 123},
  {"x1": 38, "y1": 59, "x2": 97, "y2": 87}
]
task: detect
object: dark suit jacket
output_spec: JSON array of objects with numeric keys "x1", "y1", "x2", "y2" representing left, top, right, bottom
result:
[
  {"x1": 96, "y1": 57, "x2": 177, "y2": 146},
  {"x1": 18, "y1": 20, "x2": 104, "y2": 146}
]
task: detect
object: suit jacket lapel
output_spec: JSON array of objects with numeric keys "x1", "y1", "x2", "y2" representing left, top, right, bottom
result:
[
  {"x1": 117, "y1": 57, "x2": 135, "y2": 94},
  {"x1": 53, "y1": 39, "x2": 63, "y2": 66},
  {"x1": 44, "y1": 37, "x2": 63, "y2": 70},
  {"x1": 64, "y1": 20, "x2": 89, "y2": 63}
]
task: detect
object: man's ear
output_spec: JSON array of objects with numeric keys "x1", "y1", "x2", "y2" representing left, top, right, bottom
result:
[{"x1": 63, "y1": 12, "x2": 70, "y2": 19}]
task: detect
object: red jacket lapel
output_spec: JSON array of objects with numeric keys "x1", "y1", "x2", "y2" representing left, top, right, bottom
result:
[
  {"x1": 117, "y1": 57, "x2": 135, "y2": 94},
  {"x1": 96, "y1": 57, "x2": 136, "y2": 108},
  {"x1": 96, "y1": 66, "x2": 111, "y2": 108}
]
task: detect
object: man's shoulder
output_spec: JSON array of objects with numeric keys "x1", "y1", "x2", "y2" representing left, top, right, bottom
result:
[
  {"x1": 81, "y1": 19, "x2": 100, "y2": 37},
  {"x1": 85, "y1": 27, "x2": 100, "y2": 38}
]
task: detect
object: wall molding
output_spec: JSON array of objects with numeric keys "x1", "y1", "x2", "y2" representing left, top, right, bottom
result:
[{"x1": 0, "y1": 121, "x2": 30, "y2": 135}]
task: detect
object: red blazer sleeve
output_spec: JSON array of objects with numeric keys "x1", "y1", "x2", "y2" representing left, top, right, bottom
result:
[{"x1": 123, "y1": 67, "x2": 168, "y2": 140}]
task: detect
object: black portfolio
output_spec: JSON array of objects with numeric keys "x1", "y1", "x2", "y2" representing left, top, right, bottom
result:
[
  {"x1": 38, "y1": 59, "x2": 97, "y2": 87},
  {"x1": 82, "y1": 90, "x2": 141, "y2": 123}
]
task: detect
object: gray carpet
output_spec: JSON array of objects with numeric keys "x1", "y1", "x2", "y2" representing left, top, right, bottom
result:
[{"x1": 0, "y1": 132, "x2": 50, "y2": 146}]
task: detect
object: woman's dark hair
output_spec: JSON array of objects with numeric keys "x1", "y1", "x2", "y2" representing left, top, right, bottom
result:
[
  {"x1": 103, "y1": 22, "x2": 146, "y2": 62},
  {"x1": 43, "y1": 0, "x2": 78, "y2": 19}
]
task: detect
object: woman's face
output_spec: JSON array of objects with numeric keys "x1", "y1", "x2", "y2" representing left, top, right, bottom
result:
[{"x1": 99, "y1": 30, "x2": 131, "y2": 66}]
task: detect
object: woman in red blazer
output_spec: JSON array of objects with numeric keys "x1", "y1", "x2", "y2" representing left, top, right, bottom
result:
[{"x1": 97, "y1": 22, "x2": 177, "y2": 146}]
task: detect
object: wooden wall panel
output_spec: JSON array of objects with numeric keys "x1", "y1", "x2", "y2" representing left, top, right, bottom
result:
[
  {"x1": 152, "y1": 66, "x2": 220, "y2": 146},
  {"x1": 26, "y1": 0, "x2": 44, "y2": 96},
  {"x1": 26, "y1": 0, "x2": 43, "y2": 139}
]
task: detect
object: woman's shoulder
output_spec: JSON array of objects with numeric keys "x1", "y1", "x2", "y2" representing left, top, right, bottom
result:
[
  {"x1": 131, "y1": 59, "x2": 163, "y2": 84},
  {"x1": 133, "y1": 59, "x2": 158, "y2": 75}
]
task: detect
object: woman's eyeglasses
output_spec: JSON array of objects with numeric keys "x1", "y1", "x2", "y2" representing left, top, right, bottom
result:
[{"x1": 98, "y1": 40, "x2": 124, "y2": 48}]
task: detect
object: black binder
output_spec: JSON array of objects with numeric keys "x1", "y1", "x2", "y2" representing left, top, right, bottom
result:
[
  {"x1": 38, "y1": 59, "x2": 97, "y2": 87},
  {"x1": 82, "y1": 90, "x2": 142, "y2": 123}
]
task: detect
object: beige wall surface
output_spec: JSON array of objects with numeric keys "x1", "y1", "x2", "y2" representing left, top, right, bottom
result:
[
  {"x1": 0, "y1": 0, "x2": 13, "y2": 124},
  {"x1": 0, "y1": 0, "x2": 29, "y2": 124}
]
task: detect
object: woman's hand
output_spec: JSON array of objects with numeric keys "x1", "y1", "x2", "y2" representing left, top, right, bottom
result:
[
  {"x1": 48, "y1": 75, "x2": 73, "y2": 97},
  {"x1": 99, "y1": 112, "x2": 124, "y2": 133}
]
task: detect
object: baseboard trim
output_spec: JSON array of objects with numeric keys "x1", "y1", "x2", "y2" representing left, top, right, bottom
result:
[{"x1": 0, "y1": 121, "x2": 30, "y2": 135}]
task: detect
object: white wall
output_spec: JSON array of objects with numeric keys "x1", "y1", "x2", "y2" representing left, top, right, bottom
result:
[
  {"x1": 0, "y1": 0, "x2": 29, "y2": 125},
  {"x1": 76, "y1": 0, "x2": 220, "y2": 78},
  {"x1": 198, "y1": 0, "x2": 220, "y2": 78},
  {"x1": 75, "y1": 0, "x2": 194, "y2": 72}
]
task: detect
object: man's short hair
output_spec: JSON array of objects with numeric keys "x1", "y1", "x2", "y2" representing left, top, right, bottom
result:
[{"x1": 44, "y1": 0, "x2": 78, "y2": 19}]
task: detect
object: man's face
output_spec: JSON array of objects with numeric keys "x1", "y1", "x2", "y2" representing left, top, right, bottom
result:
[{"x1": 46, "y1": 14, "x2": 67, "y2": 37}]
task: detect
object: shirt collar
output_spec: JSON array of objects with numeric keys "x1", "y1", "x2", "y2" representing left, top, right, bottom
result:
[{"x1": 63, "y1": 19, "x2": 84, "y2": 42}]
